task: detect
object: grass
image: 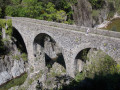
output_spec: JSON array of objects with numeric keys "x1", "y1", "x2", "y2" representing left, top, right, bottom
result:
[
  {"x1": 0, "y1": 73, "x2": 28, "y2": 90},
  {"x1": 103, "y1": 18, "x2": 120, "y2": 32}
]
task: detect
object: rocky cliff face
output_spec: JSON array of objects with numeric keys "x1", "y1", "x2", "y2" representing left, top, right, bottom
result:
[
  {"x1": 72, "y1": 0, "x2": 92, "y2": 27},
  {"x1": 0, "y1": 32, "x2": 27, "y2": 85},
  {"x1": 72, "y1": 0, "x2": 109, "y2": 27}
]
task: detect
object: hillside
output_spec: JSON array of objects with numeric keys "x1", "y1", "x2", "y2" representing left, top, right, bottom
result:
[
  {"x1": 0, "y1": 0, "x2": 120, "y2": 90},
  {"x1": 0, "y1": 0, "x2": 120, "y2": 27}
]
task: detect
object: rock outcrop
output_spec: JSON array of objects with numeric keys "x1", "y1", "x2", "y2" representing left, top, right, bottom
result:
[
  {"x1": 72, "y1": 0, "x2": 92, "y2": 27},
  {"x1": 0, "y1": 36, "x2": 27, "y2": 85},
  {"x1": 71, "y1": 0, "x2": 109, "y2": 27}
]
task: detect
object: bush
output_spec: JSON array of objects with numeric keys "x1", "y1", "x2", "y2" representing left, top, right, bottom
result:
[
  {"x1": 21, "y1": 53, "x2": 27, "y2": 62},
  {"x1": 11, "y1": 0, "x2": 21, "y2": 5},
  {"x1": 89, "y1": 0, "x2": 105, "y2": 9},
  {"x1": 0, "y1": 8, "x2": 2, "y2": 18},
  {"x1": 92, "y1": 10, "x2": 100, "y2": 18},
  {"x1": 12, "y1": 55, "x2": 20, "y2": 60},
  {"x1": 56, "y1": 10, "x2": 67, "y2": 22},
  {"x1": 83, "y1": 50, "x2": 117, "y2": 78}
]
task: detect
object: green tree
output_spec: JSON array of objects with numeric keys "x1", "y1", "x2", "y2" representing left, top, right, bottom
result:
[
  {"x1": 0, "y1": 8, "x2": 2, "y2": 18},
  {"x1": 10, "y1": 0, "x2": 21, "y2": 5},
  {"x1": 5, "y1": 6, "x2": 19, "y2": 16},
  {"x1": 56, "y1": 10, "x2": 67, "y2": 22},
  {"x1": 22, "y1": 0, "x2": 38, "y2": 6},
  {"x1": 89, "y1": 0, "x2": 105, "y2": 9}
]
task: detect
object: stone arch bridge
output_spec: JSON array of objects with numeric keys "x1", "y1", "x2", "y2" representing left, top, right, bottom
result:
[{"x1": 7, "y1": 17, "x2": 120, "y2": 77}]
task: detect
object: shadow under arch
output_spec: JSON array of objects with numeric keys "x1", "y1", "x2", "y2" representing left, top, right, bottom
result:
[
  {"x1": 12, "y1": 27, "x2": 28, "y2": 54},
  {"x1": 33, "y1": 33, "x2": 66, "y2": 69}
]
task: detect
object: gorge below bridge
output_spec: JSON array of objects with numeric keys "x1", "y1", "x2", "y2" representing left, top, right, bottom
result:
[{"x1": 7, "y1": 17, "x2": 120, "y2": 77}]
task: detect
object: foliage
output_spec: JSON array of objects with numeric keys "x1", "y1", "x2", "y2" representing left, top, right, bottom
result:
[
  {"x1": 21, "y1": 53, "x2": 27, "y2": 62},
  {"x1": 12, "y1": 55, "x2": 20, "y2": 60},
  {"x1": 22, "y1": 0, "x2": 38, "y2": 6},
  {"x1": 61, "y1": 50, "x2": 120, "y2": 90},
  {"x1": 67, "y1": 0, "x2": 78, "y2": 5},
  {"x1": 0, "y1": 73, "x2": 28, "y2": 90},
  {"x1": 75, "y1": 72, "x2": 85, "y2": 82},
  {"x1": 6, "y1": 19, "x2": 12, "y2": 36},
  {"x1": 56, "y1": 10, "x2": 66, "y2": 23},
  {"x1": 0, "y1": 19, "x2": 12, "y2": 36},
  {"x1": 3, "y1": 0, "x2": 74, "y2": 24},
  {"x1": 0, "y1": 19, "x2": 12, "y2": 54},
  {"x1": 83, "y1": 50, "x2": 117, "y2": 78},
  {"x1": 76, "y1": 48, "x2": 90, "y2": 62},
  {"x1": 107, "y1": 0, "x2": 120, "y2": 16},
  {"x1": 89, "y1": 0, "x2": 105, "y2": 9},
  {"x1": 11, "y1": 0, "x2": 21, "y2": 5},
  {"x1": 92, "y1": 10, "x2": 100, "y2": 18},
  {"x1": 0, "y1": 8, "x2": 2, "y2": 18}
]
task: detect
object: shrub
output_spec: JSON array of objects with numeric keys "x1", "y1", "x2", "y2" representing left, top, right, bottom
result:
[
  {"x1": 56, "y1": 10, "x2": 67, "y2": 23},
  {"x1": 11, "y1": 0, "x2": 21, "y2": 5},
  {"x1": 0, "y1": 8, "x2": 2, "y2": 18},
  {"x1": 83, "y1": 50, "x2": 117, "y2": 78},
  {"x1": 92, "y1": 10, "x2": 100, "y2": 18},
  {"x1": 89, "y1": 0, "x2": 105, "y2": 9},
  {"x1": 12, "y1": 55, "x2": 20, "y2": 60},
  {"x1": 21, "y1": 53, "x2": 27, "y2": 62}
]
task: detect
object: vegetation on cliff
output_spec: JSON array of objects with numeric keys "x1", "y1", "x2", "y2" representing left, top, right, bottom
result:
[
  {"x1": 61, "y1": 50, "x2": 120, "y2": 90},
  {"x1": 0, "y1": 19, "x2": 12, "y2": 54},
  {"x1": 0, "y1": 0, "x2": 120, "y2": 27},
  {"x1": 0, "y1": 0, "x2": 74, "y2": 24}
]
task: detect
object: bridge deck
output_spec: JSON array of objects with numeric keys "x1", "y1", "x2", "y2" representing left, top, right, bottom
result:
[{"x1": 6, "y1": 17, "x2": 120, "y2": 39}]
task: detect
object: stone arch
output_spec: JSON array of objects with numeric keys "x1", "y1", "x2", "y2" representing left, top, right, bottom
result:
[
  {"x1": 33, "y1": 33, "x2": 66, "y2": 71},
  {"x1": 75, "y1": 48, "x2": 90, "y2": 72},
  {"x1": 73, "y1": 43, "x2": 116, "y2": 74},
  {"x1": 12, "y1": 27, "x2": 28, "y2": 54}
]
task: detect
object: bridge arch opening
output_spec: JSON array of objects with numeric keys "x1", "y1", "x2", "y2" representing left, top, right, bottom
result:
[
  {"x1": 12, "y1": 27, "x2": 28, "y2": 54},
  {"x1": 33, "y1": 33, "x2": 66, "y2": 73},
  {"x1": 75, "y1": 48, "x2": 116, "y2": 75},
  {"x1": 75, "y1": 48, "x2": 90, "y2": 73}
]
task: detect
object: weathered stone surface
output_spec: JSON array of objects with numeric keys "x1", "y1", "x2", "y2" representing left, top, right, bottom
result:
[
  {"x1": 71, "y1": 0, "x2": 109, "y2": 27},
  {"x1": 72, "y1": 0, "x2": 92, "y2": 27},
  {"x1": 0, "y1": 34, "x2": 26, "y2": 85},
  {"x1": 0, "y1": 71, "x2": 12, "y2": 85},
  {"x1": 11, "y1": 60, "x2": 25, "y2": 78},
  {"x1": 44, "y1": 36, "x2": 58, "y2": 59},
  {"x1": 5, "y1": 17, "x2": 120, "y2": 78}
]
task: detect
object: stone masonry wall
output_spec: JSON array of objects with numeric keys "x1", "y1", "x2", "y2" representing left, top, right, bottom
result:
[{"x1": 10, "y1": 17, "x2": 120, "y2": 77}]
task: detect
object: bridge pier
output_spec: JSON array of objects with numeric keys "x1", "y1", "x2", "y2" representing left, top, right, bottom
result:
[{"x1": 63, "y1": 49, "x2": 76, "y2": 78}]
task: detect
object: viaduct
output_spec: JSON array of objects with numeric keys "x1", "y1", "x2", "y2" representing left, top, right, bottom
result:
[{"x1": 7, "y1": 17, "x2": 120, "y2": 77}]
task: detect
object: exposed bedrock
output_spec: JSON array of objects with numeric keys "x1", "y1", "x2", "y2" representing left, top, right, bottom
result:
[
  {"x1": 72, "y1": 0, "x2": 108, "y2": 27},
  {"x1": 0, "y1": 38, "x2": 26, "y2": 85}
]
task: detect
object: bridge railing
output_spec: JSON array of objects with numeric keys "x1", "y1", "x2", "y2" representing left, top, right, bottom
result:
[{"x1": 6, "y1": 16, "x2": 120, "y2": 39}]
